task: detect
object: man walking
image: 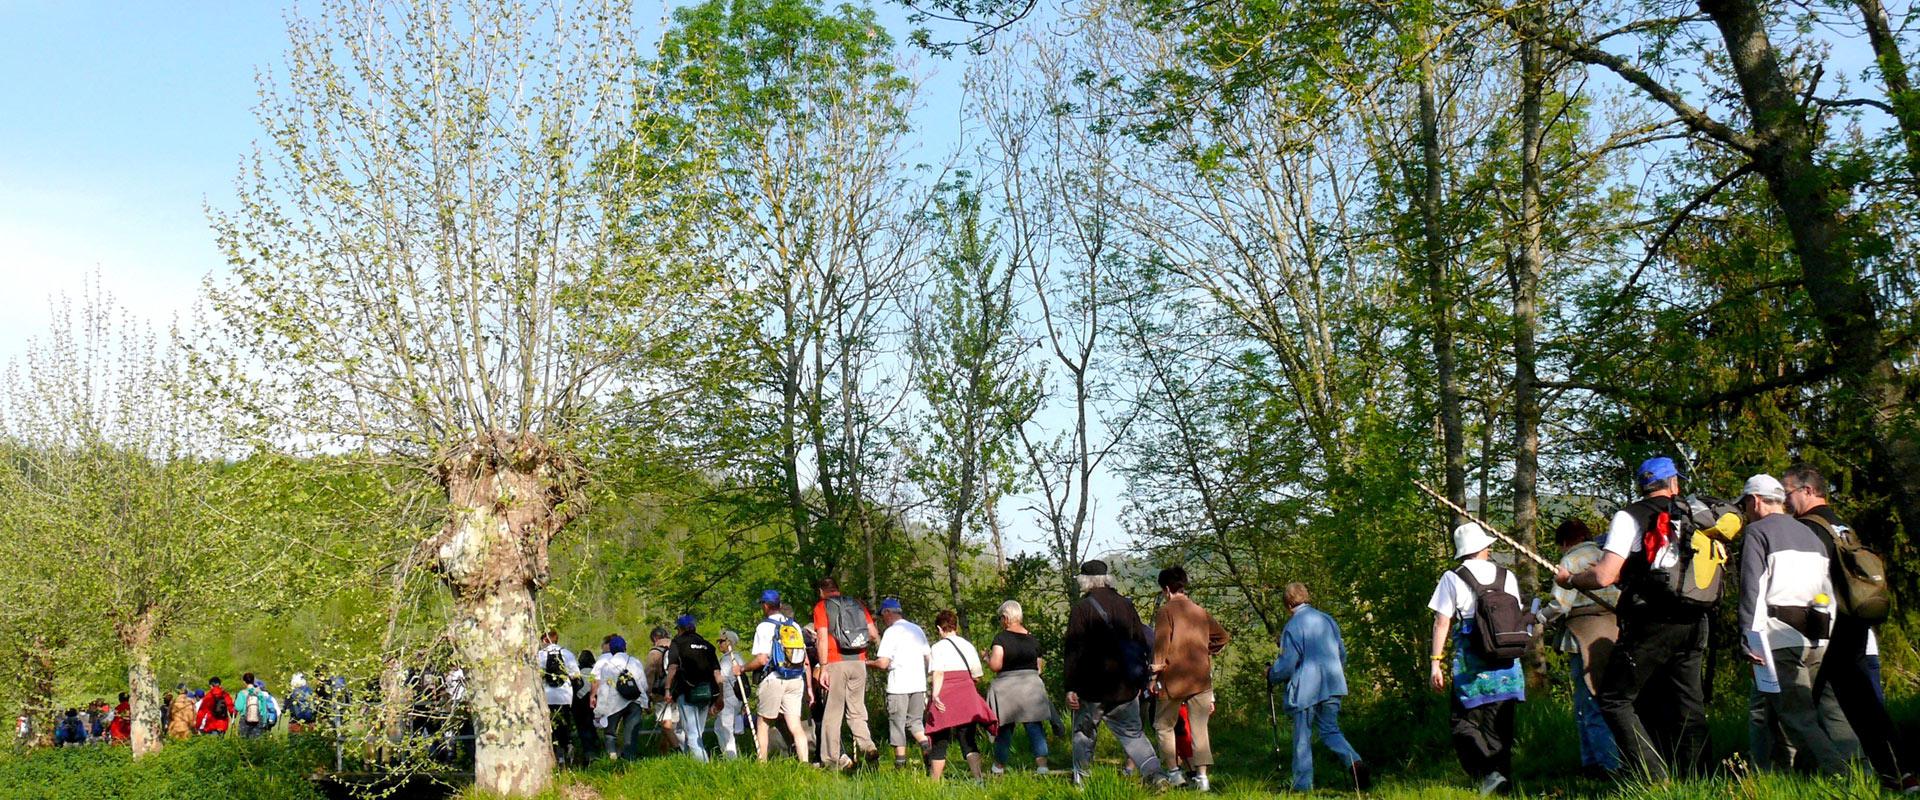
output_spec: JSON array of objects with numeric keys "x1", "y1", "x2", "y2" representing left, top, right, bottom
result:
[
  {"x1": 594, "y1": 634, "x2": 648, "y2": 760},
  {"x1": 1064, "y1": 559, "x2": 1165, "y2": 787},
  {"x1": 812, "y1": 578, "x2": 881, "y2": 769},
  {"x1": 1550, "y1": 519, "x2": 1620, "y2": 778},
  {"x1": 1786, "y1": 465, "x2": 1914, "y2": 789},
  {"x1": 745, "y1": 590, "x2": 812, "y2": 763},
  {"x1": 538, "y1": 631, "x2": 580, "y2": 763},
  {"x1": 1738, "y1": 474, "x2": 1847, "y2": 775},
  {"x1": 1269, "y1": 582, "x2": 1368, "y2": 792},
  {"x1": 1557, "y1": 456, "x2": 1716, "y2": 781},
  {"x1": 1150, "y1": 566, "x2": 1230, "y2": 791},
  {"x1": 665, "y1": 615, "x2": 722, "y2": 762},
  {"x1": 868, "y1": 596, "x2": 932, "y2": 768}
]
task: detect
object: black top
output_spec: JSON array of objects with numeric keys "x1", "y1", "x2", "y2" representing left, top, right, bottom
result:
[
  {"x1": 992, "y1": 631, "x2": 1041, "y2": 672},
  {"x1": 668, "y1": 632, "x2": 720, "y2": 698},
  {"x1": 1063, "y1": 587, "x2": 1152, "y2": 703}
]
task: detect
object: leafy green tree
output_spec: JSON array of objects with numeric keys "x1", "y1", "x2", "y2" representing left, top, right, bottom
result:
[
  {"x1": 908, "y1": 180, "x2": 1041, "y2": 619},
  {"x1": 0, "y1": 289, "x2": 254, "y2": 757},
  {"x1": 204, "y1": 0, "x2": 708, "y2": 792}
]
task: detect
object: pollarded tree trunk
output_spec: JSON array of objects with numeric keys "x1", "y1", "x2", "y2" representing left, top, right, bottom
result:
[
  {"x1": 429, "y1": 432, "x2": 581, "y2": 798},
  {"x1": 121, "y1": 609, "x2": 164, "y2": 758},
  {"x1": 24, "y1": 638, "x2": 57, "y2": 747}
]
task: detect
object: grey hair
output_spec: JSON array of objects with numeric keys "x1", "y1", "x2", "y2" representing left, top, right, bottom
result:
[
  {"x1": 998, "y1": 600, "x2": 1024, "y2": 625},
  {"x1": 1077, "y1": 574, "x2": 1116, "y2": 593}
]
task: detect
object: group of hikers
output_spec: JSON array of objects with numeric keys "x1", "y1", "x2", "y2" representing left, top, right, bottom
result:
[
  {"x1": 42, "y1": 672, "x2": 322, "y2": 745},
  {"x1": 37, "y1": 457, "x2": 1910, "y2": 795},
  {"x1": 1434, "y1": 458, "x2": 1908, "y2": 795}
]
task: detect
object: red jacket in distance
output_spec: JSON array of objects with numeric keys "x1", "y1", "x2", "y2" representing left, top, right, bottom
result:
[
  {"x1": 196, "y1": 686, "x2": 236, "y2": 733},
  {"x1": 108, "y1": 702, "x2": 131, "y2": 742}
]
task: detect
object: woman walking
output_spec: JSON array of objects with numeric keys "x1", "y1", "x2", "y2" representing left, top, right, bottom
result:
[
  {"x1": 985, "y1": 600, "x2": 1054, "y2": 775},
  {"x1": 1428, "y1": 522, "x2": 1527, "y2": 795},
  {"x1": 926, "y1": 609, "x2": 996, "y2": 781}
]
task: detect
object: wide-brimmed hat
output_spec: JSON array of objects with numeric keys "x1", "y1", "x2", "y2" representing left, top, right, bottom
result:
[{"x1": 1453, "y1": 521, "x2": 1497, "y2": 559}]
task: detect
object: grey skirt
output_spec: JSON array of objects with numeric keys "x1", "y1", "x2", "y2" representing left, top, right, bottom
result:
[{"x1": 985, "y1": 669, "x2": 1055, "y2": 725}]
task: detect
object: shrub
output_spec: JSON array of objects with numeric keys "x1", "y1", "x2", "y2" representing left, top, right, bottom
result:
[{"x1": 0, "y1": 735, "x2": 331, "y2": 800}]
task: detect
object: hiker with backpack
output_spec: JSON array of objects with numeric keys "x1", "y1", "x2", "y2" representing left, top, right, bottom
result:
[
  {"x1": 233, "y1": 675, "x2": 279, "y2": 739},
  {"x1": 54, "y1": 709, "x2": 88, "y2": 746},
  {"x1": 538, "y1": 631, "x2": 580, "y2": 763},
  {"x1": 1785, "y1": 465, "x2": 1913, "y2": 789},
  {"x1": 644, "y1": 627, "x2": 679, "y2": 753},
  {"x1": 594, "y1": 634, "x2": 649, "y2": 760},
  {"x1": 1269, "y1": 582, "x2": 1369, "y2": 792},
  {"x1": 195, "y1": 677, "x2": 236, "y2": 736},
  {"x1": 744, "y1": 590, "x2": 813, "y2": 763},
  {"x1": 1063, "y1": 559, "x2": 1167, "y2": 788},
  {"x1": 167, "y1": 687, "x2": 196, "y2": 740},
  {"x1": 1546, "y1": 519, "x2": 1621, "y2": 779},
  {"x1": 665, "y1": 614, "x2": 723, "y2": 762},
  {"x1": 1556, "y1": 456, "x2": 1726, "y2": 781},
  {"x1": 1149, "y1": 566, "x2": 1229, "y2": 791},
  {"x1": 1428, "y1": 521, "x2": 1529, "y2": 795},
  {"x1": 715, "y1": 631, "x2": 747, "y2": 759},
  {"x1": 812, "y1": 577, "x2": 881, "y2": 770},
  {"x1": 286, "y1": 673, "x2": 319, "y2": 733},
  {"x1": 571, "y1": 649, "x2": 602, "y2": 764},
  {"x1": 1736, "y1": 474, "x2": 1848, "y2": 775}
]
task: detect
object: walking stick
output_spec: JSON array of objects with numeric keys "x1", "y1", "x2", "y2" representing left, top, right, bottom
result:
[
  {"x1": 1413, "y1": 479, "x2": 1618, "y2": 613},
  {"x1": 736, "y1": 674, "x2": 760, "y2": 757},
  {"x1": 1264, "y1": 682, "x2": 1285, "y2": 769}
]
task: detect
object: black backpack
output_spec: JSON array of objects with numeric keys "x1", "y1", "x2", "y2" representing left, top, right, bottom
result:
[
  {"x1": 208, "y1": 692, "x2": 229, "y2": 721},
  {"x1": 614, "y1": 661, "x2": 643, "y2": 701},
  {"x1": 824, "y1": 595, "x2": 873, "y2": 653},
  {"x1": 1455, "y1": 564, "x2": 1530, "y2": 664},
  {"x1": 542, "y1": 649, "x2": 569, "y2": 688}
]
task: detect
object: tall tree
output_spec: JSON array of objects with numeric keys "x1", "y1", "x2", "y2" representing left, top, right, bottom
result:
[
  {"x1": 206, "y1": 0, "x2": 704, "y2": 792},
  {"x1": 0, "y1": 289, "x2": 252, "y2": 758},
  {"x1": 909, "y1": 180, "x2": 1041, "y2": 619}
]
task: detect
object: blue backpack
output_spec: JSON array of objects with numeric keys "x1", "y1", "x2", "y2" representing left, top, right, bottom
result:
[
  {"x1": 57, "y1": 715, "x2": 86, "y2": 744},
  {"x1": 288, "y1": 687, "x2": 317, "y2": 724}
]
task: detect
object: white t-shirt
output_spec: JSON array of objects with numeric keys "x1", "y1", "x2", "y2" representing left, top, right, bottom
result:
[
  {"x1": 1428, "y1": 559, "x2": 1522, "y2": 620},
  {"x1": 594, "y1": 651, "x2": 647, "y2": 716},
  {"x1": 927, "y1": 635, "x2": 983, "y2": 678},
  {"x1": 538, "y1": 643, "x2": 580, "y2": 707},
  {"x1": 876, "y1": 620, "x2": 931, "y2": 695},
  {"x1": 1602, "y1": 505, "x2": 1681, "y2": 569}
]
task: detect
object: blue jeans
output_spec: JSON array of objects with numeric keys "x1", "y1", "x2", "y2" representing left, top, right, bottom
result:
[
  {"x1": 678, "y1": 701, "x2": 711, "y2": 762},
  {"x1": 1570, "y1": 652, "x2": 1619, "y2": 771},
  {"x1": 993, "y1": 721, "x2": 1049, "y2": 765},
  {"x1": 1289, "y1": 698, "x2": 1361, "y2": 791},
  {"x1": 1864, "y1": 654, "x2": 1885, "y2": 703}
]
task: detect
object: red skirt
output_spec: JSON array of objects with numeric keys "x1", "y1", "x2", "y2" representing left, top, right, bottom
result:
[{"x1": 926, "y1": 670, "x2": 997, "y2": 735}]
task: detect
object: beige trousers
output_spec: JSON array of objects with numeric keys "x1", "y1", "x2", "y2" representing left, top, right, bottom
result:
[
  {"x1": 1152, "y1": 688, "x2": 1215, "y2": 768},
  {"x1": 820, "y1": 659, "x2": 875, "y2": 763}
]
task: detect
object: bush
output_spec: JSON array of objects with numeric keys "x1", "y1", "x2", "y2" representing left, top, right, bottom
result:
[{"x1": 0, "y1": 734, "x2": 332, "y2": 800}]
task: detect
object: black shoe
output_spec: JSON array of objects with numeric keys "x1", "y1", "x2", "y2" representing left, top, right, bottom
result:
[{"x1": 1351, "y1": 761, "x2": 1372, "y2": 791}]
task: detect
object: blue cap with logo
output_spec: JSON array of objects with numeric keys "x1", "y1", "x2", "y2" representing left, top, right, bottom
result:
[
  {"x1": 759, "y1": 589, "x2": 782, "y2": 605},
  {"x1": 1638, "y1": 456, "x2": 1681, "y2": 489},
  {"x1": 675, "y1": 614, "x2": 697, "y2": 630},
  {"x1": 878, "y1": 597, "x2": 903, "y2": 614}
]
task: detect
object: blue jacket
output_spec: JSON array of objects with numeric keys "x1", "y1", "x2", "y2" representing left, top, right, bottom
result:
[{"x1": 1267, "y1": 604, "x2": 1348, "y2": 710}]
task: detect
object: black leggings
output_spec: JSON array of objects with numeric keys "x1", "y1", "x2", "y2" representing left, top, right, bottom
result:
[{"x1": 930, "y1": 723, "x2": 980, "y2": 760}]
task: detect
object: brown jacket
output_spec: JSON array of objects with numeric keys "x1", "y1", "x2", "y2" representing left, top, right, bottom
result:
[
  {"x1": 167, "y1": 694, "x2": 196, "y2": 739},
  {"x1": 1152, "y1": 594, "x2": 1230, "y2": 700}
]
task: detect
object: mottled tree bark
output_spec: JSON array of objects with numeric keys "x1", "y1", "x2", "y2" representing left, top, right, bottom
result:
[
  {"x1": 122, "y1": 611, "x2": 164, "y2": 758},
  {"x1": 428, "y1": 432, "x2": 580, "y2": 797}
]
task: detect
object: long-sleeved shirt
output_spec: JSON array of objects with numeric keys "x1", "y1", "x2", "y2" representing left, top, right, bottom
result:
[
  {"x1": 1268, "y1": 604, "x2": 1348, "y2": 710},
  {"x1": 1739, "y1": 512, "x2": 1835, "y2": 650},
  {"x1": 1152, "y1": 595, "x2": 1230, "y2": 700},
  {"x1": 1064, "y1": 587, "x2": 1152, "y2": 704}
]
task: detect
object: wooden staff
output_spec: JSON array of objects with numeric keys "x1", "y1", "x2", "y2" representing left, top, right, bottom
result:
[{"x1": 1414, "y1": 479, "x2": 1618, "y2": 613}]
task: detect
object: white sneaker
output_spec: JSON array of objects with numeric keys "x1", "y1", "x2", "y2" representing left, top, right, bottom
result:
[
  {"x1": 1194, "y1": 773, "x2": 1210, "y2": 792},
  {"x1": 1035, "y1": 766, "x2": 1052, "y2": 776},
  {"x1": 1479, "y1": 772, "x2": 1509, "y2": 796},
  {"x1": 992, "y1": 764, "x2": 1006, "y2": 776}
]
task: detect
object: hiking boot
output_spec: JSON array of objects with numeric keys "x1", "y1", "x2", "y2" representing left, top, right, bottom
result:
[
  {"x1": 894, "y1": 757, "x2": 909, "y2": 770},
  {"x1": 1165, "y1": 768, "x2": 1186, "y2": 787},
  {"x1": 1902, "y1": 774, "x2": 1920, "y2": 794},
  {"x1": 1478, "y1": 772, "x2": 1510, "y2": 796},
  {"x1": 861, "y1": 748, "x2": 881, "y2": 767},
  {"x1": 1351, "y1": 761, "x2": 1372, "y2": 791}
]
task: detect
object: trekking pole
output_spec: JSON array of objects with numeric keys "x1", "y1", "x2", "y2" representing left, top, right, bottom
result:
[
  {"x1": 1264, "y1": 682, "x2": 1284, "y2": 768},
  {"x1": 1412, "y1": 479, "x2": 1618, "y2": 613},
  {"x1": 737, "y1": 676, "x2": 760, "y2": 756}
]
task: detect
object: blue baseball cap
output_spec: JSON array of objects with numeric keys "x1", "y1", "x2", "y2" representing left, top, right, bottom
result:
[
  {"x1": 606, "y1": 634, "x2": 627, "y2": 654},
  {"x1": 675, "y1": 614, "x2": 697, "y2": 630},
  {"x1": 1638, "y1": 456, "x2": 1681, "y2": 488},
  {"x1": 759, "y1": 589, "x2": 781, "y2": 605},
  {"x1": 878, "y1": 597, "x2": 903, "y2": 614}
]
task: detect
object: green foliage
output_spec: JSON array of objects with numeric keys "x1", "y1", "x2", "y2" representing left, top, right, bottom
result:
[{"x1": 0, "y1": 735, "x2": 332, "y2": 800}]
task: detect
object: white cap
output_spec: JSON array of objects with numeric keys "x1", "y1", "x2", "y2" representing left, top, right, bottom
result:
[
  {"x1": 1743, "y1": 474, "x2": 1786, "y2": 503},
  {"x1": 1453, "y1": 521, "x2": 1497, "y2": 559}
]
